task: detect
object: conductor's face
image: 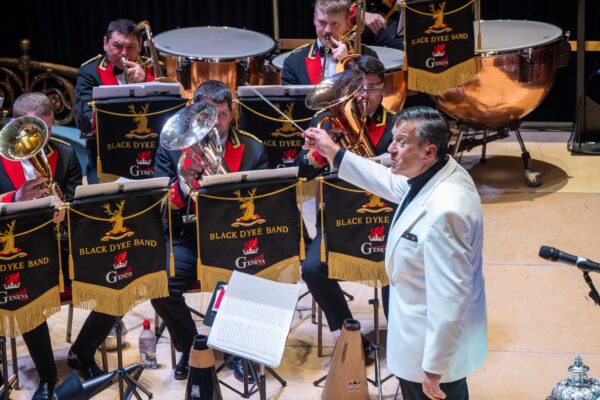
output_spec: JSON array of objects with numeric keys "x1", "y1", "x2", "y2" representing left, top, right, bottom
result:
[
  {"x1": 313, "y1": 8, "x2": 351, "y2": 45},
  {"x1": 388, "y1": 121, "x2": 437, "y2": 178},
  {"x1": 103, "y1": 32, "x2": 142, "y2": 69}
]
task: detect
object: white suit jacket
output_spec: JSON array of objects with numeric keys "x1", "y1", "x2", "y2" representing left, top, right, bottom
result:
[{"x1": 339, "y1": 152, "x2": 487, "y2": 383}]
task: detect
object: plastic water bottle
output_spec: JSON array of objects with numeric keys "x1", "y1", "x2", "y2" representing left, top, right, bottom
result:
[{"x1": 139, "y1": 319, "x2": 158, "y2": 369}]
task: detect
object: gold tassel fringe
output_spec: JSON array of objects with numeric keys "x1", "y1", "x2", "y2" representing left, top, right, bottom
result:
[
  {"x1": 72, "y1": 271, "x2": 169, "y2": 317},
  {"x1": 0, "y1": 287, "x2": 61, "y2": 337},
  {"x1": 201, "y1": 257, "x2": 300, "y2": 294},
  {"x1": 408, "y1": 58, "x2": 476, "y2": 95},
  {"x1": 328, "y1": 252, "x2": 389, "y2": 287}
]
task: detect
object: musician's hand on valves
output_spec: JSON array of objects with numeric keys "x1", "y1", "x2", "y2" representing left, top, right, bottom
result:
[
  {"x1": 303, "y1": 128, "x2": 340, "y2": 159},
  {"x1": 329, "y1": 36, "x2": 349, "y2": 62},
  {"x1": 365, "y1": 12, "x2": 386, "y2": 34},
  {"x1": 15, "y1": 177, "x2": 49, "y2": 201},
  {"x1": 181, "y1": 160, "x2": 205, "y2": 191},
  {"x1": 123, "y1": 60, "x2": 146, "y2": 83},
  {"x1": 328, "y1": 127, "x2": 346, "y2": 143}
]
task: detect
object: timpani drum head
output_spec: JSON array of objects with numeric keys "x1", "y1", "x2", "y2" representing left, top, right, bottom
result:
[
  {"x1": 370, "y1": 46, "x2": 404, "y2": 72},
  {"x1": 270, "y1": 51, "x2": 291, "y2": 70},
  {"x1": 475, "y1": 20, "x2": 563, "y2": 54},
  {"x1": 154, "y1": 26, "x2": 277, "y2": 61}
]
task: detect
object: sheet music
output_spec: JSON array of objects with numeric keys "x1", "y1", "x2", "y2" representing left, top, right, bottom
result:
[
  {"x1": 208, "y1": 271, "x2": 300, "y2": 368},
  {"x1": 92, "y1": 82, "x2": 181, "y2": 99},
  {"x1": 0, "y1": 196, "x2": 54, "y2": 215},
  {"x1": 74, "y1": 177, "x2": 169, "y2": 199},
  {"x1": 201, "y1": 167, "x2": 298, "y2": 187}
]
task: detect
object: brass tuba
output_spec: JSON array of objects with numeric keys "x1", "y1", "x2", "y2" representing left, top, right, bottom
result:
[
  {"x1": 0, "y1": 116, "x2": 65, "y2": 200},
  {"x1": 305, "y1": 69, "x2": 375, "y2": 157},
  {"x1": 160, "y1": 102, "x2": 229, "y2": 192},
  {"x1": 137, "y1": 20, "x2": 179, "y2": 83}
]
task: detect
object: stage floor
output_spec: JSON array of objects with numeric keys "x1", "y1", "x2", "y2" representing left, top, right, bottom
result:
[{"x1": 6, "y1": 129, "x2": 600, "y2": 399}]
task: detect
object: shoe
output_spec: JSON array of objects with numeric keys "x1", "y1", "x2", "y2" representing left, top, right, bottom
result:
[
  {"x1": 32, "y1": 381, "x2": 55, "y2": 400},
  {"x1": 67, "y1": 351, "x2": 103, "y2": 380},
  {"x1": 230, "y1": 356, "x2": 255, "y2": 383},
  {"x1": 174, "y1": 352, "x2": 189, "y2": 380},
  {"x1": 361, "y1": 334, "x2": 375, "y2": 366}
]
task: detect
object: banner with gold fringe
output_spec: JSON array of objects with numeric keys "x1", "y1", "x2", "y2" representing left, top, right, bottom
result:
[
  {"x1": 0, "y1": 208, "x2": 61, "y2": 337},
  {"x1": 94, "y1": 96, "x2": 187, "y2": 182},
  {"x1": 67, "y1": 189, "x2": 168, "y2": 316},
  {"x1": 195, "y1": 178, "x2": 301, "y2": 293},
  {"x1": 322, "y1": 175, "x2": 397, "y2": 287},
  {"x1": 403, "y1": 0, "x2": 476, "y2": 95}
]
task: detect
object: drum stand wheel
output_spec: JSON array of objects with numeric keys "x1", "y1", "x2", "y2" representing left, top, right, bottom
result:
[{"x1": 451, "y1": 121, "x2": 542, "y2": 187}]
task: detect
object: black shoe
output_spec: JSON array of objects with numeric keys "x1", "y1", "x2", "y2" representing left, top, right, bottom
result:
[
  {"x1": 230, "y1": 356, "x2": 255, "y2": 383},
  {"x1": 32, "y1": 381, "x2": 55, "y2": 400},
  {"x1": 361, "y1": 334, "x2": 375, "y2": 366},
  {"x1": 67, "y1": 351, "x2": 103, "y2": 380},
  {"x1": 174, "y1": 352, "x2": 189, "y2": 380}
]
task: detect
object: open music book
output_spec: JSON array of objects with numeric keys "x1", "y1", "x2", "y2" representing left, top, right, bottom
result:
[
  {"x1": 92, "y1": 82, "x2": 181, "y2": 99},
  {"x1": 207, "y1": 271, "x2": 300, "y2": 368},
  {"x1": 74, "y1": 177, "x2": 169, "y2": 199},
  {"x1": 0, "y1": 196, "x2": 55, "y2": 215},
  {"x1": 201, "y1": 166, "x2": 298, "y2": 188}
]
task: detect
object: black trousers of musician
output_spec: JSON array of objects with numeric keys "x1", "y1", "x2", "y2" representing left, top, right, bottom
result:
[
  {"x1": 85, "y1": 138, "x2": 99, "y2": 184},
  {"x1": 399, "y1": 377, "x2": 468, "y2": 400},
  {"x1": 302, "y1": 229, "x2": 389, "y2": 332},
  {"x1": 151, "y1": 238, "x2": 198, "y2": 354},
  {"x1": 361, "y1": 18, "x2": 404, "y2": 50},
  {"x1": 69, "y1": 312, "x2": 118, "y2": 363}
]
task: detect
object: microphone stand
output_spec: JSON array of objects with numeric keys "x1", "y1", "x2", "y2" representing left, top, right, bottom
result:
[{"x1": 582, "y1": 272, "x2": 600, "y2": 306}]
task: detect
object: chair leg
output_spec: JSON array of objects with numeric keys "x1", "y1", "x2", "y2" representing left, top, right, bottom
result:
[
  {"x1": 10, "y1": 338, "x2": 18, "y2": 390},
  {"x1": 317, "y1": 305, "x2": 324, "y2": 358},
  {"x1": 154, "y1": 312, "x2": 160, "y2": 338},
  {"x1": 66, "y1": 303, "x2": 73, "y2": 343},
  {"x1": 100, "y1": 341, "x2": 108, "y2": 372},
  {"x1": 170, "y1": 341, "x2": 176, "y2": 369},
  {"x1": 311, "y1": 297, "x2": 317, "y2": 324}
]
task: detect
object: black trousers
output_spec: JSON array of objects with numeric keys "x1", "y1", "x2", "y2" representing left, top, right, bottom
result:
[
  {"x1": 302, "y1": 230, "x2": 389, "y2": 331},
  {"x1": 21, "y1": 322, "x2": 56, "y2": 382},
  {"x1": 362, "y1": 18, "x2": 404, "y2": 50},
  {"x1": 399, "y1": 377, "x2": 468, "y2": 400},
  {"x1": 85, "y1": 138, "x2": 99, "y2": 184},
  {"x1": 70, "y1": 311, "x2": 118, "y2": 363},
  {"x1": 151, "y1": 239, "x2": 198, "y2": 354}
]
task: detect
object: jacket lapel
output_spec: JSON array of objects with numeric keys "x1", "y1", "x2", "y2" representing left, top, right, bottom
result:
[
  {"x1": 305, "y1": 42, "x2": 322, "y2": 85},
  {"x1": 224, "y1": 129, "x2": 244, "y2": 173}
]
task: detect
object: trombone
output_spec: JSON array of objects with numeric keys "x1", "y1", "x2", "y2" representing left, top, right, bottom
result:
[{"x1": 137, "y1": 20, "x2": 179, "y2": 84}]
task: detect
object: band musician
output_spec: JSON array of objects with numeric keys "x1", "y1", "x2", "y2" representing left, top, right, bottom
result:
[
  {"x1": 75, "y1": 18, "x2": 155, "y2": 184},
  {"x1": 282, "y1": 0, "x2": 377, "y2": 85},
  {"x1": 297, "y1": 55, "x2": 395, "y2": 354},
  {"x1": 0, "y1": 92, "x2": 82, "y2": 400},
  {"x1": 151, "y1": 80, "x2": 269, "y2": 381},
  {"x1": 360, "y1": 0, "x2": 404, "y2": 50}
]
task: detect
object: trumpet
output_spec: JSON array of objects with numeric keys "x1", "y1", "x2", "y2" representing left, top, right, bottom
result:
[
  {"x1": 120, "y1": 56, "x2": 129, "y2": 84},
  {"x1": 160, "y1": 102, "x2": 229, "y2": 192},
  {"x1": 0, "y1": 116, "x2": 65, "y2": 200}
]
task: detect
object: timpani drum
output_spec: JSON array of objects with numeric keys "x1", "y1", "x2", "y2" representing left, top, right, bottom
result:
[
  {"x1": 370, "y1": 46, "x2": 408, "y2": 112},
  {"x1": 154, "y1": 27, "x2": 277, "y2": 96},
  {"x1": 268, "y1": 47, "x2": 408, "y2": 112},
  {"x1": 435, "y1": 20, "x2": 569, "y2": 127}
]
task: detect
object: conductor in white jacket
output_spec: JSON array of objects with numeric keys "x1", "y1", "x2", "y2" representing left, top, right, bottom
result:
[{"x1": 303, "y1": 107, "x2": 487, "y2": 400}]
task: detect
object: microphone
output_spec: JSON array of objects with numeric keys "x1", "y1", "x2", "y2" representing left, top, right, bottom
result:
[{"x1": 539, "y1": 245, "x2": 600, "y2": 273}]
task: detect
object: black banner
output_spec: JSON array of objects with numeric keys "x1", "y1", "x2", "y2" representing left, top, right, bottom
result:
[
  {"x1": 0, "y1": 208, "x2": 60, "y2": 336},
  {"x1": 94, "y1": 96, "x2": 187, "y2": 181},
  {"x1": 68, "y1": 189, "x2": 168, "y2": 316},
  {"x1": 195, "y1": 178, "x2": 301, "y2": 292},
  {"x1": 322, "y1": 175, "x2": 397, "y2": 286},
  {"x1": 237, "y1": 96, "x2": 313, "y2": 168},
  {"x1": 404, "y1": 0, "x2": 475, "y2": 94}
]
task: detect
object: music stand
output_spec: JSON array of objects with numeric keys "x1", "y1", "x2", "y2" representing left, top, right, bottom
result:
[{"x1": 71, "y1": 178, "x2": 169, "y2": 400}]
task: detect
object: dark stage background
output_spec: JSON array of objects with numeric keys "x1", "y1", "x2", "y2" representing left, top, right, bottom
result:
[{"x1": 1, "y1": 0, "x2": 599, "y2": 122}]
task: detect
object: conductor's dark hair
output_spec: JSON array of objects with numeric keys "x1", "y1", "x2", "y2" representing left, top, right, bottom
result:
[
  {"x1": 394, "y1": 107, "x2": 450, "y2": 159},
  {"x1": 344, "y1": 55, "x2": 385, "y2": 82},
  {"x1": 106, "y1": 19, "x2": 141, "y2": 41},
  {"x1": 192, "y1": 80, "x2": 233, "y2": 111}
]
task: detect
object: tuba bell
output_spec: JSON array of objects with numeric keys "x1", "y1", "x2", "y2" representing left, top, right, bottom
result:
[
  {"x1": 0, "y1": 116, "x2": 65, "y2": 200},
  {"x1": 305, "y1": 69, "x2": 375, "y2": 157},
  {"x1": 160, "y1": 102, "x2": 229, "y2": 192}
]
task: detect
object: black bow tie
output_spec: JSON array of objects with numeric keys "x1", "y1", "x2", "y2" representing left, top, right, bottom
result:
[{"x1": 318, "y1": 47, "x2": 331, "y2": 57}]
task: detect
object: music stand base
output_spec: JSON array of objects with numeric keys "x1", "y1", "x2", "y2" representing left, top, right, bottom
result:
[{"x1": 216, "y1": 354, "x2": 286, "y2": 398}]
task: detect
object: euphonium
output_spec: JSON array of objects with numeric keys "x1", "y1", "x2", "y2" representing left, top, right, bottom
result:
[
  {"x1": 160, "y1": 102, "x2": 229, "y2": 192},
  {"x1": 0, "y1": 116, "x2": 65, "y2": 200},
  {"x1": 137, "y1": 20, "x2": 179, "y2": 84},
  {"x1": 305, "y1": 69, "x2": 375, "y2": 157}
]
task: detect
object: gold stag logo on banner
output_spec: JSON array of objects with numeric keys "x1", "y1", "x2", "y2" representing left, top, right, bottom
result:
[
  {"x1": 101, "y1": 200, "x2": 135, "y2": 241},
  {"x1": 425, "y1": 2, "x2": 452, "y2": 34},
  {"x1": 357, "y1": 193, "x2": 394, "y2": 214},
  {"x1": 272, "y1": 103, "x2": 302, "y2": 138},
  {"x1": 126, "y1": 103, "x2": 159, "y2": 139},
  {"x1": 0, "y1": 220, "x2": 27, "y2": 260},
  {"x1": 231, "y1": 188, "x2": 266, "y2": 227}
]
